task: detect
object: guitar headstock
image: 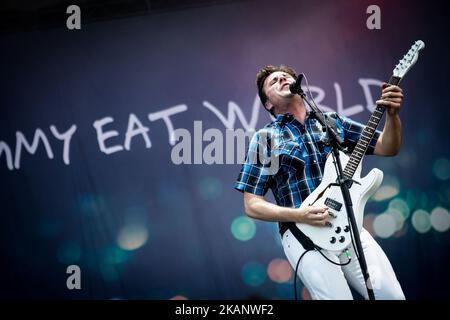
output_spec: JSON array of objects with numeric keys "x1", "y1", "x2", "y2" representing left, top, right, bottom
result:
[{"x1": 393, "y1": 40, "x2": 425, "y2": 79}]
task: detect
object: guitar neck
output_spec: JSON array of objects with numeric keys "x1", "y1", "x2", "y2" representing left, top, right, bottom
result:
[{"x1": 342, "y1": 75, "x2": 402, "y2": 179}]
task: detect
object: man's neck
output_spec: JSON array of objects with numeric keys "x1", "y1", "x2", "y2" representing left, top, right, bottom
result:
[{"x1": 277, "y1": 99, "x2": 307, "y2": 124}]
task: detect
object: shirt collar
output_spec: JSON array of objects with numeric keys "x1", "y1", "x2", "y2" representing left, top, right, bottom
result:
[{"x1": 274, "y1": 111, "x2": 313, "y2": 128}]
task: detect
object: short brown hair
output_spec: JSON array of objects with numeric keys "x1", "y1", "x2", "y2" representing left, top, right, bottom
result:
[{"x1": 256, "y1": 65, "x2": 298, "y2": 115}]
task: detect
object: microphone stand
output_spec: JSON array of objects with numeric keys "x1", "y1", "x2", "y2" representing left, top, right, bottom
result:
[{"x1": 291, "y1": 85, "x2": 376, "y2": 300}]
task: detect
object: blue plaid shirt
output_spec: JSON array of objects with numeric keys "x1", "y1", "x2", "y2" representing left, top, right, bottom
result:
[{"x1": 234, "y1": 112, "x2": 381, "y2": 231}]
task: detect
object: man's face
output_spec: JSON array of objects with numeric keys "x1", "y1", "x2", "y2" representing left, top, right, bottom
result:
[{"x1": 263, "y1": 71, "x2": 296, "y2": 113}]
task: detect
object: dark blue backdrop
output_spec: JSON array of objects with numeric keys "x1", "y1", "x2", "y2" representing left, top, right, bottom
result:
[{"x1": 1, "y1": 0, "x2": 449, "y2": 299}]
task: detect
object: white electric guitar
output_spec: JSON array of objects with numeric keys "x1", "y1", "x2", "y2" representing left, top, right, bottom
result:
[{"x1": 296, "y1": 40, "x2": 425, "y2": 252}]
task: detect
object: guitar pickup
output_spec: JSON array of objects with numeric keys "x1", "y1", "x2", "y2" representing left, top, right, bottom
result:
[{"x1": 325, "y1": 198, "x2": 342, "y2": 212}]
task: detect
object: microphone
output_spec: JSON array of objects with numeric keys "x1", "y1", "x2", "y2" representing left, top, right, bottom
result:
[{"x1": 289, "y1": 73, "x2": 305, "y2": 96}]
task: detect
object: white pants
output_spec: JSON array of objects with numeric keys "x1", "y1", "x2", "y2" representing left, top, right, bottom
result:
[{"x1": 282, "y1": 228, "x2": 405, "y2": 300}]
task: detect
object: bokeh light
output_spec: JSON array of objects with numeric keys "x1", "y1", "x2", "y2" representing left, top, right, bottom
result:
[
  {"x1": 433, "y1": 158, "x2": 450, "y2": 180},
  {"x1": 373, "y1": 186, "x2": 399, "y2": 202},
  {"x1": 170, "y1": 295, "x2": 188, "y2": 300},
  {"x1": 405, "y1": 190, "x2": 418, "y2": 210},
  {"x1": 373, "y1": 213, "x2": 396, "y2": 238},
  {"x1": 241, "y1": 262, "x2": 266, "y2": 287},
  {"x1": 411, "y1": 209, "x2": 431, "y2": 233},
  {"x1": 117, "y1": 224, "x2": 149, "y2": 250},
  {"x1": 386, "y1": 208, "x2": 405, "y2": 232},
  {"x1": 198, "y1": 176, "x2": 223, "y2": 200},
  {"x1": 103, "y1": 246, "x2": 130, "y2": 265},
  {"x1": 231, "y1": 216, "x2": 256, "y2": 241},
  {"x1": 99, "y1": 246, "x2": 130, "y2": 282},
  {"x1": 406, "y1": 190, "x2": 429, "y2": 209},
  {"x1": 389, "y1": 198, "x2": 411, "y2": 220},
  {"x1": 267, "y1": 258, "x2": 292, "y2": 283},
  {"x1": 430, "y1": 207, "x2": 450, "y2": 232},
  {"x1": 373, "y1": 175, "x2": 400, "y2": 201}
]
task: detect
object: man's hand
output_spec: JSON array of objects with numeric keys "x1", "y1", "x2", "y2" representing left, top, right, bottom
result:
[
  {"x1": 295, "y1": 206, "x2": 332, "y2": 227},
  {"x1": 376, "y1": 83, "x2": 404, "y2": 116}
]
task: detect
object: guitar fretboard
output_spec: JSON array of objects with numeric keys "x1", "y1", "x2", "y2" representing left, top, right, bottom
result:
[{"x1": 342, "y1": 76, "x2": 401, "y2": 179}]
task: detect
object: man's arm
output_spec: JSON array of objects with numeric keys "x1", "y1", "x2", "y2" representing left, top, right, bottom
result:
[
  {"x1": 374, "y1": 83, "x2": 404, "y2": 157},
  {"x1": 243, "y1": 192, "x2": 331, "y2": 227}
]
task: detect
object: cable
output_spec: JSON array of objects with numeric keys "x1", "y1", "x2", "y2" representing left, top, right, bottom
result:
[
  {"x1": 301, "y1": 73, "x2": 333, "y2": 148},
  {"x1": 293, "y1": 246, "x2": 352, "y2": 300},
  {"x1": 301, "y1": 73, "x2": 319, "y2": 110},
  {"x1": 315, "y1": 245, "x2": 352, "y2": 266},
  {"x1": 294, "y1": 249, "x2": 313, "y2": 300}
]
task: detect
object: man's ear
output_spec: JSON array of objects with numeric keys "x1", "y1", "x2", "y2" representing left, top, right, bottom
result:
[{"x1": 264, "y1": 101, "x2": 274, "y2": 114}]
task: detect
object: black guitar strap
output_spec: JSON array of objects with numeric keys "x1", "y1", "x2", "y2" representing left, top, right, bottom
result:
[{"x1": 285, "y1": 222, "x2": 316, "y2": 251}]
